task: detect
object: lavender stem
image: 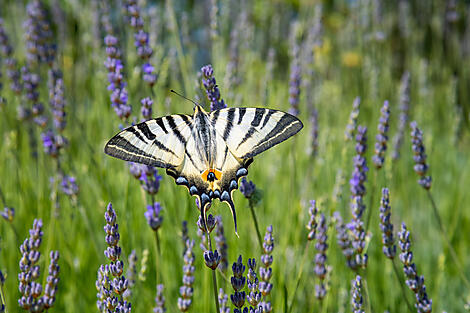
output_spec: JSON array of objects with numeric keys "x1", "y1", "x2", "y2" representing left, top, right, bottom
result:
[
  {"x1": 155, "y1": 231, "x2": 161, "y2": 284},
  {"x1": 249, "y1": 202, "x2": 263, "y2": 250},
  {"x1": 0, "y1": 185, "x2": 6, "y2": 207},
  {"x1": 426, "y1": 190, "x2": 470, "y2": 289},
  {"x1": 365, "y1": 170, "x2": 377, "y2": 231},
  {"x1": 287, "y1": 242, "x2": 311, "y2": 313},
  {"x1": 391, "y1": 258, "x2": 414, "y2": 312},
  {"x1": 0, "y1": 277, "x2": 7, "y2": 313}
]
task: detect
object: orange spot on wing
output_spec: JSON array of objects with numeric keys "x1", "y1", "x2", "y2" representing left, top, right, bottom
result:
[{"x1": 202, "y1": 168, "x2": 222, "y2": 181}]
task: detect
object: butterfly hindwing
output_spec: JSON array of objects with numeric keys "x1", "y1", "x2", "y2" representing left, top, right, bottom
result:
[
  {"x1": 104, "y1": 114, "x2": 193, "y2": 169},
  {"x1": 210, "y1": 107, "x2": 303, "y2": 159}
]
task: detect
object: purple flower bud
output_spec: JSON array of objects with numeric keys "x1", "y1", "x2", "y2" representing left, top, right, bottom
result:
[{"x1": 204, "y1": 250, "x2": 221, "y2": 270}]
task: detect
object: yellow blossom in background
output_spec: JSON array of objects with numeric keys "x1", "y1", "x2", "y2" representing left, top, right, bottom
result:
[
  {"x1": 314, "y1": 37, "x2": 332, "y2": 68},
  {"x1": 341, "y1": 51, "x2": 362, "y2": 68}
]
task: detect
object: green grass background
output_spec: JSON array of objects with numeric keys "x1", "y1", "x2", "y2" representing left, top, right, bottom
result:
[{"x1": 1, "y1": 0, "x2": 470, "y2": 312}]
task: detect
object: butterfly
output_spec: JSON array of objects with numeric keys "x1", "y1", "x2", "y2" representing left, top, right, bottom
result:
[{"x1": 104, "y1": 104, "x2": 303, "y2": 234}]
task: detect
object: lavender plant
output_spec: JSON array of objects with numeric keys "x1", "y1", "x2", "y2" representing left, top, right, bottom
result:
[
  {"x1": 345, "y1": 97, "x2": 361, "y2": 141},
  {"x1": 410, "y1": 121, "x2": 431, "y2": 190},
  {"x1": 334, "y1": 212, "x2": 356, "y2": 269},
  {"x1": 288, "y1": 41, "x2": 301, "y2": 116},
  {"x1": 259, "y1": 226, "x2": 274, "y2": 312},
  {"x1": 306, "y1": 200, "x2": 318, "y2": 241},
  {"x1": 372, "y1": 100, "x2": 390, "y2": 169},
  {"x1": 314, "y1": 213, "x2": 328, "y2": 300},
  {"x1": 104, "y1": 35, "x2": 132, "y2": 121},
  {"x1": 123, "y1": 0, "x2": 157, "y2": 88},
  {"x1": 379, "y1": 188, "x2": 396, "y2": 259},
  {"x1": 18, "y1": 219, "x2": 60, "y2": 311},
  {"x1": 0, "y1": 19, "x2": 22, "y2": 94},
  {"x1": 96, "y1": 203, "x2": 131, "y2": 312},
  {"x1": 351, "y1": 275, "x2": 364, "y2": 313},
  {"x1": 153, "y1": 284, "x2": 166, "y2": 313},
  {"x1": 398, "y1": 223, "x2": 432, "y2": 313},
  {"x1": 215, "y1": 216, "x2": 228, "y2": 272},
  {"x1": 240, "y1": 178, "x2": 263, "y2": 249},
  {"x1": 177, "y1": 239, "x2": 195, "y2": 312},
  {"x1": 201, "y1": 64, "x2": 226, "y2": 111},
  {"x1": 392, "y1": 71, "x2": 411, "y2": 160},
  {"x1": 230, "y1": 255, "x2": 247, "y2": 312}
]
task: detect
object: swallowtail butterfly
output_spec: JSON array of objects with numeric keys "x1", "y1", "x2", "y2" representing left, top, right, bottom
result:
[{"x1": 105, "y1": 105, "x2": 303, "y2": 234}]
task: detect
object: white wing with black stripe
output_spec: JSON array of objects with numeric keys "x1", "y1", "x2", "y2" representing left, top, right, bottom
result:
[
  {"x1": 210, "y1": 107, "x2": 303, "y2": 159},
  {"x1": 104, "y1": 114, "x2": 193, "y2": 169}
]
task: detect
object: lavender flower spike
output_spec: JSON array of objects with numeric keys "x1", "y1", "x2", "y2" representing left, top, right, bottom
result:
[
  {"x1": 230, "y1": 255, "x2": 246, "y2": 309},
  {"x1": 379, "y1": 188, "x2": 396, "y2": 259},
  {"x1": 351, "y1": 275, "x2": 365, "y2": 313},
  {"x1": 259, "y1": 226, "x2": 274, "y2": 312},
  {"x1": 145, "y1": 202, "x2": 163, "y2": 231},
  {"x1": 398, "y1": 223, "x2": 432, "y2": 313},
  {"x1": 345, "y1": 97, "x2": 361, "y2": 141},
  {"x1": 153, "y1": 284, "x2": 166, "y2": 313},
  {"x1": 314, "y1": 213, "x2": 328, "y2": 300},
  {"x1": 350, "y1": 125, "x2": 368, "y2": 198},
  {"x1": 43, "y1": 251, "x2": 60, "y2": 309},
  {"x1": 96, "y1": 203, "x2": 131, "y2": 312},
  {"x1": 334, "y1": 211, "x2": 356, "y2": 269},
  {"x1": 288, "y1": 43, "x2": 301, "y2": 116},
  {"x1": 410, "y1": 121, "x2": 432, "y2": 190},
  {"x1": 306, "y1": 200, "x2": 318, "y2": 241},
  {"x1": 18, "y1": 219, "x2": 44, "y2": 311},
  {"x1": 124, "y1": 0, "x2": 157, "y2": 86},
  {"x1": 201, "y1": 64, "x2": 226, "y2": 111},
  {"x1": 372, "y1": 100, "x2": 390, "y2": 169},
  {"x1": 392, "y1": 71, "x2": 411, "y2": 160},
  {"x1": 177, "y1": 239, "x2": 195, "y2": 312}
]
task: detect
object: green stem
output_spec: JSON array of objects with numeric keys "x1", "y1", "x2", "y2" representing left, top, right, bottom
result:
[
  {"x1": 0, "y1": 281, "x2": 7, "y2": 313},
  {"x1": 361, "y1": 273, "x2": 373, "y2": 313},
  {"x1": 155, "y1": 230, "x2": 161, "y2": 284},
  {"x1": 0, "y1": 185, "x2": 6, "y2": 207},
  {"x1": 392, "y1": 258, "x2": 415, "y2": 312},
  {"x1": 365, "y1": 170, "x2": 377, "y2": 231},
  {"x1": 287, "y1": 242, "x2": 310, "y2": 313},
  {"x1": 426, "y1": 190, "x2": 470, "y2": 289},
  {"x1": 249, "y1": 202, "x2": 263, "y2": 250}
]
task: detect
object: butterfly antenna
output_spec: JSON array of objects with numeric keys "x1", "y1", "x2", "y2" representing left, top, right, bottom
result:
[{"x1": 170, "y1": 89, "x2": 198, "y2": 108}]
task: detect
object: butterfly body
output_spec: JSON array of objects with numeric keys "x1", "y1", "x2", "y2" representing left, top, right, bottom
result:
[{"x1": 105, "y1": 105, "x2": 303, "y2": 234}]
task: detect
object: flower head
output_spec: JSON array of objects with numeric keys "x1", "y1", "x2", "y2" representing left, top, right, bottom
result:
[
  {"x1": 145, "y1": 202, "x2": 163, "y2": 231},
  {"x1": 201, "y1": 64, "x2": 226, "y2": 111},
  {"x1": 398, "y1": 223, "x2": 432, "y2": 312},
  {"x1": 372, "y1": 100, "x2": 390, "y2": 169},
  {"x1": 410, "y1": 121, "x2": 432, "y2": 189},
  {"x1": 379, "y1": 188, "x2": 396, "y2": 259}
]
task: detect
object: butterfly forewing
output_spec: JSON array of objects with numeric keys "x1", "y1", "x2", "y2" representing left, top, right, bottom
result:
[
  {"x1": 210, "y1": 107, "x2": 303, "y2": 159},
  {"x1": 104, "y1": 114, "x2": 193, "y2": 169}
]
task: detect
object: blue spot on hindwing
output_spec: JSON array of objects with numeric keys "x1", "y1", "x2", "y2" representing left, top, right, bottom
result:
[
  {"x1": 221, "y1": 190, "x2": 231, "y2": 202},
  {"x1": 236, "y1": 168, "x2": 248, "y2": 177},
  {"x1": 190, "y1": 186, "x2": 198, "y2": 195},
  {"x1": 230, "y1": 180, "x2": 238, "y2": 190},
  {"x1": 176, "y1": 177, "x2": 188, "y2": 185}
]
